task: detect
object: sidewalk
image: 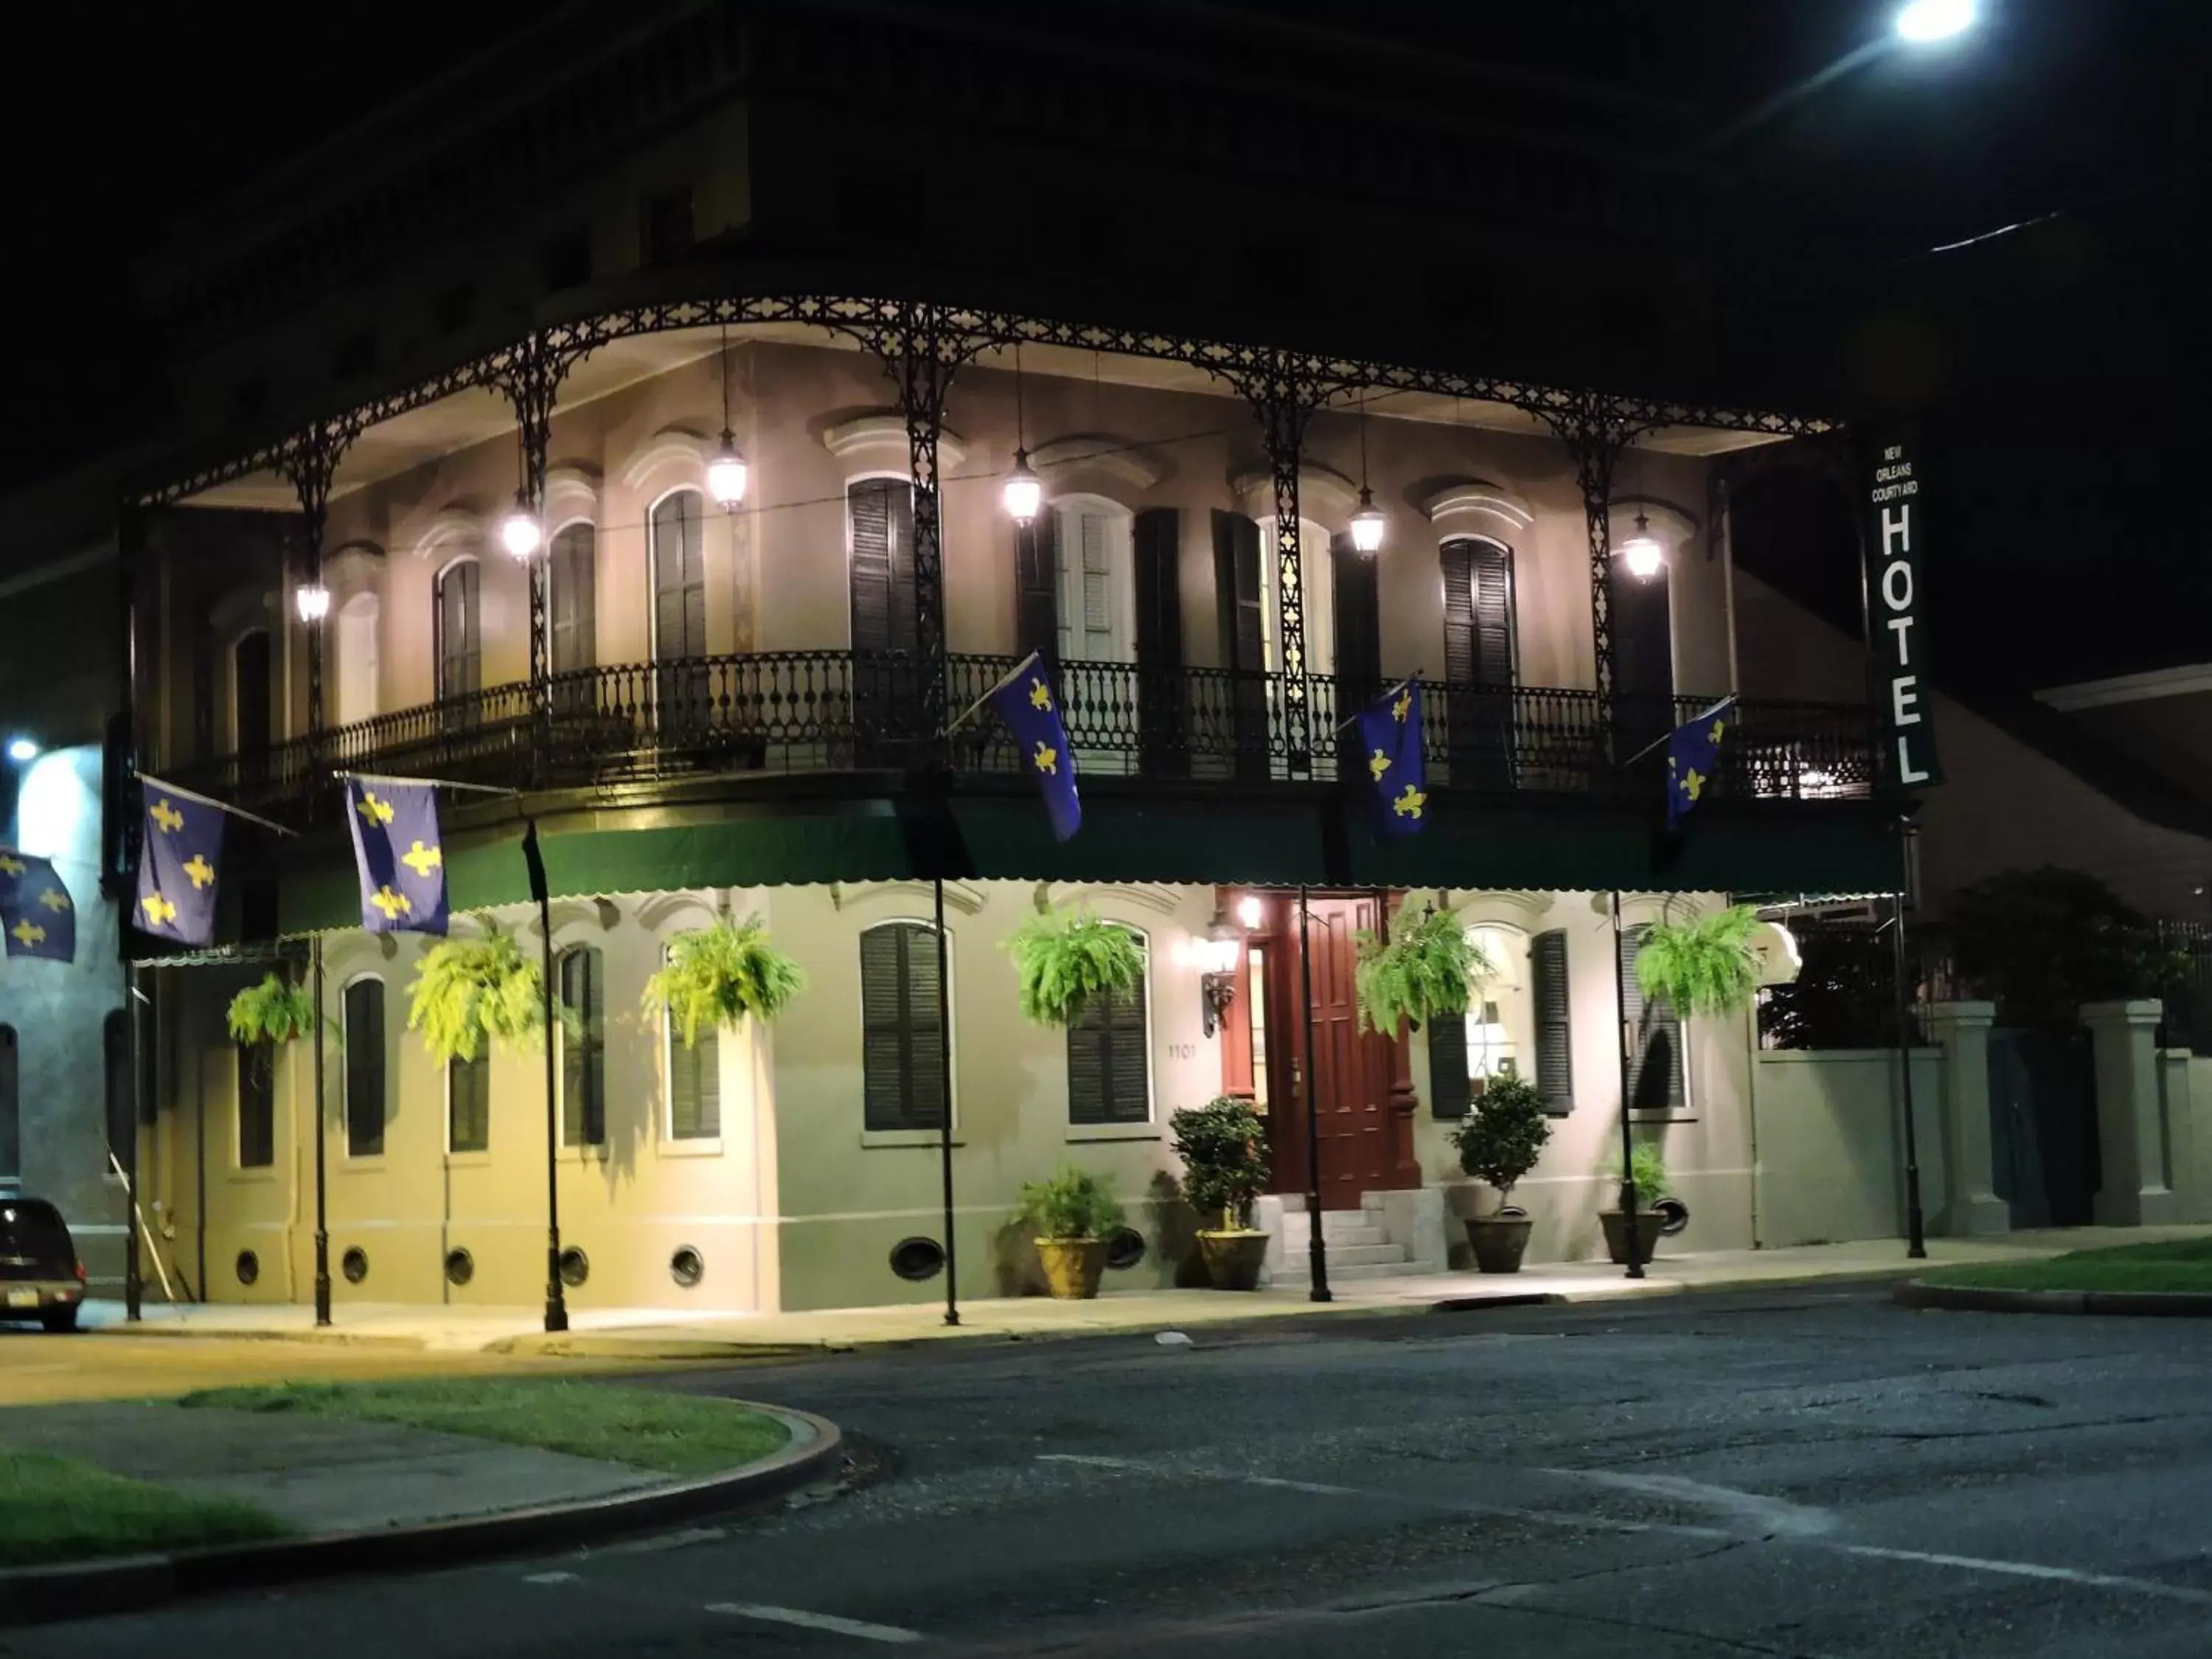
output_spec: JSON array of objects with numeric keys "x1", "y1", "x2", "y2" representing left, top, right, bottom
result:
[{"x1": 87, "y1": 1227, "x2": 2212, "y2": 1358}]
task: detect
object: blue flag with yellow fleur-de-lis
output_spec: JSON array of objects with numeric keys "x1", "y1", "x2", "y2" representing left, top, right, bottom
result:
[
  {"x1": 1355, "y1": 680, "x2": 1428, "y2": 837},
  {"x1": 344, "y1": 777, "x2": 449, "y2": 934},
  {"x1": 134, "y1": 782, "x2": 225, "y2": 947},
  {"x1": 985, "y1": 652, "x2": 1082, "y2": 842},
  {"x1": 0, "y1": 846, "x2": 76, "y2": 961},
  {"x1": 1666, "y1": 697, "x2": 1737, "y2": 830}
]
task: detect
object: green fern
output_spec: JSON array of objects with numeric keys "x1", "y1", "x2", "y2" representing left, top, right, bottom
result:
[
  {"x1": 406, "y1": 924, "x2": 546, "y2": 1064},
  {"x1": 1003, "y1": 907, "x2": 1145, "y2": 1028},
  {"x1": 226, "y1": 973, "x2": 319, "y2": 1047},
  {"x1": 1354, "y1": 907, "x2": 1494, "y2": 1034},
  {"x1": 1635, "y1": 904, "x2": 1761, "y2": 1016},
  {"x1": 641, "y1": 917, "x2": 807, "y2": 1051}
]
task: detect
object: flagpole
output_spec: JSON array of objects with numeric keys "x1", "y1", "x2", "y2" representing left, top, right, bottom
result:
[
  {"x1": 942, "y1": 651, "x2": 1041, "y2": 742},
  {"x1": 333, "y1": 771, "x2": 521, "y2": 799},
  {"x1": 934, "y1": 876, "x2": 959, "y2": 1327},
  {"x1": 1297, "y1": 886, "x2": 1331, "y2": 1303},
  {"x1": 1614, "y1": 695, "x2": 1738, "y2": 772},
  {"x1": 131, "y1": 774, "x2": 299, "y2": 838},
  {"x1": 1610, "y1": 891, "x2": 1646, "y2": 1281},
  {"x1": 312, "y1": 935, "x2": 332, "y2": 1326},
  {"x1": 1329, "y1": 670, "x2": 1424, "y2": 736}
]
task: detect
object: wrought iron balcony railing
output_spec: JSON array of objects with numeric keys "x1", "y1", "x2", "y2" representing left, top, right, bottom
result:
[{"x1": 169, "y1": 650, "x2": 1876, "y2": 825}]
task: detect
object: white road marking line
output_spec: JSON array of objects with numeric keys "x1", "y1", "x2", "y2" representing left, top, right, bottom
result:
[
  {"x1": 522, "y1": 1571, "x2": 580, "y2": 1585},
  {"x1": 1034, "y1": 1453, "x2": 1138, "y2": 1469},
  {"x1": 598, "y1": 1525, "x2": 726, "y2": 1555},
  {"x1": 707, "y1": 1602, "x2": 926, "y2": 1643},
  {"x1": 1540, "y1": 1469, "x2": 1836, "y2": 1537},
  {"x1": 1837, "y1": 1545, "x2": 2212, "y2": 1607}
]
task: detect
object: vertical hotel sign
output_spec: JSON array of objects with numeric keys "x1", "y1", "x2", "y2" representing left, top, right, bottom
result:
[{"x1": 1865, "y1": 431, "x2": 1941, "y2": 787}]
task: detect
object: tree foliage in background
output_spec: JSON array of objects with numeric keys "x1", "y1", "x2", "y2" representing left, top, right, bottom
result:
[
  {"x1": 1950, "y1": 867, "x2": 2191, "y2": 1031},
  {"x1": 1003, "y1": 907, "x2": 1145, "y2": 1027},
  {"x1": 642, "y1": 917, "x2": 807, "y2": 1050},
  {"x1": 1169, "y1": 1097, "x2": 1271, "y2": 1230},
  {"x1": 1759, "y1": 925, "x2": 1919, "y2": 1051},
  {"x1": 226, "y1": 973, "x2": 317, "y2": 1047},
  {"x1": 1354, "y1": 906, "x2": 1492, "y2": 1034},
  {"x1": 1635, "y1": 905, "x2": 1761, "y2": 1017},
  {"x1": 407, "y1": 925, "x2": 546, "y2": 1064}
]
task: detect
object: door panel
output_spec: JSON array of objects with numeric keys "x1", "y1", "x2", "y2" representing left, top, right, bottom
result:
[{"x1": 1609, "y1": 563, "x2": 1673, "y2": 765}]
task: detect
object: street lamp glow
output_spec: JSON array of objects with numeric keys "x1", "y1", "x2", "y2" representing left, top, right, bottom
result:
[
  {"x1": 500, "y1": 493, "x2": 542, "y2": 560},
  {"x1": 4, "y1": 737, "x2": 38, "y2": 764},
  {"x1": 1617, "y1": 512, "x2": 1665, "y2": 580},
  {"x1": 293, "y1": 583, "x2": 331, "y2": 624},
  {"x1": 1348, "y1": 488, "x2": 1386, "y2": 555},
  {"x1": 1896, "y1": 0, "x2": 1975, "y2": 42},
  {"x1": 706, "y1": 430, "x2": 749, "y2": 507},
  {"x1": 1001, "y1": 450, "x2": 1043, "y2": 527}
]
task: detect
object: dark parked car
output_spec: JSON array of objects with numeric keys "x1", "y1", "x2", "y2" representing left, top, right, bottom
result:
[{"x1": 0, "y1": 1199, "x2": 87, "y2": 1332}]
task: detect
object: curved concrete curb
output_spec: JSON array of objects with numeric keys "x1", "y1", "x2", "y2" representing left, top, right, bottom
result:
[
  {"x1": 1896, "y1": 1280, "x2": 2212, "y2": 1317},
  {"x1": 0, "y1": 1402, "x2": 841, "y2": 1629}
]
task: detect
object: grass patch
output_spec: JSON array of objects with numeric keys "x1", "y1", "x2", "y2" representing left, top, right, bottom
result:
[
  {"x1": 175, "y1": 1380, "x2": 789, "y2": 1476},
  {"x1": 1923, "y1": 1236, "x2": 2212, "y2": 1294},
  {"x1": 0, "y1": 1448, "x2": 288, "y2": 1568}
]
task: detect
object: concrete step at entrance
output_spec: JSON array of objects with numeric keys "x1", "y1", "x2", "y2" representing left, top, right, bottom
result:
[
  {"x1": 1312, "y1": 1242, "x2": 1410, "y2": 1268},
  {"x1": 1317, "y1": 1260, "x2": 1433, "y2": 1284},
  {"x1": 1280, "y1": 1220, "x2": 1390, "y2": 1251}
]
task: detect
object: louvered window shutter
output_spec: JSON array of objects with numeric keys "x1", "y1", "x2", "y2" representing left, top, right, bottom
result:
[
  {"x1": 551, "y1": 524, "x2": 597, "y2": 675},
  {"x1": 863, "y1": 924, "x2": 947, "y2": 1131},
  {"x1": 903, "y1": 922, "x2": 947, "y2": 1130},
  {"x1": 1016, "y1": 505, "x2": 1059, "y2": 665},
  {"x1": 1133, "y1": 507, "x2": 1184, "y2": 777},
  {"x1": 1531, "y1": 929, "x2": 1573, "y2": 1115},
  {"x1": 1427, "y1": 1009, "x2": 1471, "y2": 1121},
  {"x1": 1214, "y1": 510, "x2": 1267, "y2": 776},
  {"x1": 886, "y1": 484, "x2": 918, "y2": 653},
  {"x1": 1067, "y1": 937, "x2": 1149, "y2": 1126},
  {"x1": 450, "y1": 1054, "x2": 490, "y2": 1153},
  {"x1": 666, "y1": 947, "x2": 721, "y2": 1140},
  {"x1": 344, "y1": 981, "x2": 385, "y2": 1157},
  {"x1": 561, "y1": 948, "x2": 606, "y2": 1147},
  {"x1": 849, "y1": 482, "x2": 892, "y2": 655},
  {"x1": 1620, "y1": 928, "x2": 1684, "y2": 1113},
  {"x1": 1471, "y1": 541, "x2": 1515, "y2": 686},
  {"x1": 1440, "y1": 541, "x2": 1478, "y2": 686}
]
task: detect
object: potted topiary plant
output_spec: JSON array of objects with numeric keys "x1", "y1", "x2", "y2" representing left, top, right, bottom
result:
[
  {"x1": 1446, "y1": 1073, "x2": 1553, "y2": 1273},
  {"x1": 1169, "y1": 1097, "x2": 1272, "y2": 1290},
  {"x1": 642, "y1": 915, "x2": 807, "y2": 1048},
  {"x1": 1354, "y1": 905, "x2": 1494, "y2": 1034},
  {"x1": 1003, "y1": 905, "x2": 1145, "y2": 1027},
  {"x1": 1014, "y1": 1164, "x2": 1126, "y2": 1299},
  {"x1": 406, "y1": 923, "x2": 546, "y2": 1063},
  {"x1": 1599, "y1": 1143, "x2": 1672, "y2": 1266}
]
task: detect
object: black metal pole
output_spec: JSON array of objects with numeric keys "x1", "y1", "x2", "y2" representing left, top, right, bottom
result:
[
  {"x1": 1297, "y1": 885, "x2": 1330, "y2": 1301},
  {"x1": 1891, "y1": 820, "x2": 1928, "y2": 1259},
  {"x1": 524, "y1": 820, "x2": 568, "y2": 1334},
  {"x1": 933, "y1": 877, "x2": 959, "y2": 1326},
  {"x1": 125, "y1": 963, "x2": 144, "y2": 1320},
  {"x1": 1610, "y1": 891, "x2": 1645, "y2": 1280},
  {"x1": 312, "y1": 936, "x2": 330, "y2": 1324}
]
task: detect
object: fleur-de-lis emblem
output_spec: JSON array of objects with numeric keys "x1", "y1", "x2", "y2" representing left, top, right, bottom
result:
[
  {"x1": 142, "y1": 891, "x2": 178, "y2": 928},
  {"x1": 183, "y1": 855, "x2": 216, "y2": 891},
  {"x1": 37, "y1": 887, "x2": 70, "y2": 912},
  {"x1": 1028, "y1": 678, "x2": 1053, "y2": 713},
  {"x1": 371, "y1": 886, "x2": 413, "y2": 920},
  {"x1": 401, "y1": 841, "x2": 443, "y2": 878},
  {"x1": 1032, "y1": 741, "x2": 1060, "y2": 776},
  {"x1": 357, "y1": 790, "x2": 395, "y2": 827},
  {"x1": 1683, "y1": 768, "x2": 1706, "y2": 803},
  {"x1": 1368, "y1": 748, "x2": 1391, "y2": 782},
  {"x1": 0, "y1": 854, "x2": 24, "y2": 877},
  {"x1": 1393, "y1": 689, "x2": 1412, "y2": 723},
  {"x1": 1392, "y1": 784, "x2": 1426, "y2": 820},
  {"x1": 1710, "y1": 719, "x2": 1727, "y2": 745},
  {"x1": 10, "y1": 919, "x2": 45, "y2": 948},
  {"x1": 150, "y1": 799, "x2": 184, "y2": 835}
]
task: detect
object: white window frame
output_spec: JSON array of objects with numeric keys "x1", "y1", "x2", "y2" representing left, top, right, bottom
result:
[
  {"x1": 1051, "y1": 493, "x2": 1136, "y2": 667},
  {"x1": 339, "y1": 972, "x2": 386, "y2": 1165}
]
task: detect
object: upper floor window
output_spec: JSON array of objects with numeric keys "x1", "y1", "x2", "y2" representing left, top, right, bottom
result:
[
  {"x1": 559, "y1": 946, "x2": 606, "y2": 1147},
  {"x1": 860, "y1": 921, "x2": 947, "y2": 1132},
  {"x1": 1441, "y1": 538, "x2": 1516, "y2": 689},
  {"x1": 650, "y1": 493, "x2": 706, "y2": 662},
  {"x1": 237, "y1": 1045, "x2": 274, "y2": 1169},
  {"x1": 550, "y1": 522, "x2": 597, "y2": 679},
  {"x1": 434, "y1": 559, "x2": 481, "y2": 700},
  {"x1": 640, "y1": 185, "x2": 696, "y2": 267},
  {"x1": 847, "y1": 479, "x2": 917, "y2": 655},
  {"x1": 335, "y1": 592, "x2": 380, "y2": 728},
  {"x1": 232, "y1": 628, "x2": 273, "y2": 759},
  {"x1": 344, "y1": 978, "x2": 386, "y2": 1157},
  {"x1": 1067, "y1": 927, "x2": 1150, "y2": 1126},
  {"x1": 1052, "y1": 498, "x2": 1135, "y2": 666}
]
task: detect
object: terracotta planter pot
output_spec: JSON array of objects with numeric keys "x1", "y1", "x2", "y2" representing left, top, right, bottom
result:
[
  {"x1": 1036, "y1": 1237, "x2": 1108, "y2": 1300},
  {"x1": 1197, "y1": 1230, "x2": 1269, "y2": 1291},
  {"x1": 1599, "y1": 1208, "x2": 1667, "y2": 1267},
  {"x1": 1465, "y1": 1214, "x2": 1534, "y2": 1274}
]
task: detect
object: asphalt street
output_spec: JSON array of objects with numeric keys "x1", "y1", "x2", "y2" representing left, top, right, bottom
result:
[{"x1": 16, "y1": 1282, "x2": 2212, "y2": 1656}]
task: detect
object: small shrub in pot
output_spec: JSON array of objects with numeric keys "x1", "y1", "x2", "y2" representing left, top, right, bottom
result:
[
  {"x1": 1447, "y1": 1074, "x2": 1553, "y2": 1273},
  {"x1": 1014, "y1": 1164, "x2": 1125, "y2": 1300},
  {"x1": 1170, "y1": 1097, "x2": 1272, "y2": 1290}
]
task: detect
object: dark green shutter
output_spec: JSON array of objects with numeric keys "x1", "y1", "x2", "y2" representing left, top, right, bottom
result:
[
  {"x1": 1332, "y1": 531, "x2": 1381, "y2": 781},
  {"x1": 236, "y1": 1046, "x2": 274, "y2": 1168},
  {"x1": 1532, "y1": 929, "x2": 1573, "y2": 1115},
  {"x1": 344, "y1": 981, "x2": 384, "y2": 1156},
  {"x1": 1472, "y1": 541, "x2": 1515, "y2": 686},
  {"x1": 849, "y1": 482, "x2": 894, "y2": 655},
  {"x1": 1620, "y1": 927, "x2": 1685, "y2": 1114},
  {"x1": 436, "y1": 563, "x2": 479, "y2": 698},
  {"x1": 1133, "y1": 507, "x2": 1184, "y2": 778},
  {"x1": 1016, "y1": 506, "x2": 1059, "y2": 665},
  {"x1": 1068, "y1": 936, "x2": 1148, "y2": 1126},
  {"x1": 904, "y1": 923, "x2": 947, "y2": 1130},
  {"x1": 863, "y1": 923, "x2": 947, "y2": 1131},
  {"x1": 0, "y1": 1024, "x2": 16, "y2": 1182},
  {"x1": 561, "y1": 947, "x2": 605, "y2": 1147},
  {"x1": 1441, "y1": 540, "x2": 1478, "y2": 686},
  {"x1": 668, "y1": 994, "x2": 720, "y2": 1140},
  {"x1": 551, "y1": 523, "x2": 596, "y2": 675},
  {"x1": 449, "y1": 1053, "x2": 490, "y2": 1153},
  {"x1": 1213, "y1": 509, "x2": 1267, "y2": 778},
  {"x1": 1427, "y1": 1010, "x2": 1471, "y2": 1121}
]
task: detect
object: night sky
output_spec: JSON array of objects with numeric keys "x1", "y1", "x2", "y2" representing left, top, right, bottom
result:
[{"x1": 6, "y1": 0, "x2": 2202, "y2": 687}]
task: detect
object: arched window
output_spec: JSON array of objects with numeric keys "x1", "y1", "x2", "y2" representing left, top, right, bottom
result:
[
  {"x1": 846, "y1": 477, "x2": 916, "y2": 656},
  {"x1": 233, "y1": 627, "x2": 272, "y2": 784},
  {"x1": 1050, "y1": 496, "x2": 1135, "y2": 667},
  {"x1": 550, "y1": 521, "x2": 597, "y2": 678},
  {"x1": 1439, "y1": 536, "x2": 1517, "y2": 788},
  {"x1": 102, "y1": 1010, "x2": 132, "y2": 1172},
  {"x1": 343, "y1": 978, "x2": 386, "y2": 1157},
  {"x1": 448, "y1": 1052, "x2": 490, "y2": 1154},
  {"x1": 434, "y1": 558, "x2": 481, "y2": 700},
  {"x1": 650, "y1": 491, "x2": 708, "y2": 732},
  {"x1": 860, "y1": 921, "x2": 948, "y2": 1132},
  {"x1": 0, "y1": 1023, "x2": 18, "y2": 1183},
  {"x1": 1425, "y1": 926, "x2": 1573, "y2": 1121},
  {"x1": 335, "y1": 592, "x2": 381, "y2": 728},
  {"x1": 559, "y1": 945, "x2": 606, "y2": 1147},
  {"x1": 1066, "y1": 926, "x2": 1150, "y2": 1126}
]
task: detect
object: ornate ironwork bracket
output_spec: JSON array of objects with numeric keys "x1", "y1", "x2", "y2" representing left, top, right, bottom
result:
[
  {"x1": 1531, "y1": 392, "x2": 1646, "y2": 710},
  {"x1": 493, "y1": 333, "x2": 577, "y2": 690},
  {"x1": 1228, "y1": 353, "x2": 1330, "y2": 773},
  {"x1": 276, "y1": 420, "x2": 353, "y2": 745}
]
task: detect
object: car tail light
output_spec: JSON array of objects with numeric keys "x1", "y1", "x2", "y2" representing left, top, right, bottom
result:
[{"x1": 74, "y1": 1261, "x2": 86, "y2": 1281}]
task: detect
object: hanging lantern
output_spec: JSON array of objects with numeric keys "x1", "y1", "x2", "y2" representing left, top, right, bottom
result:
[
  {"x1": 500, "y1": 491, "x2": 542, "y2": 560},
  {"x1": 293, "y1": 583, "x2": 331, "y2": 624},
  {"x1": 1617, "y1": 510, "x2": 1663, "y2": 580},
  {"x1": 1349, "y1": 487, "x2": 1385, "y2": 555},
  {"x1": 707, "y1": 429, "x2": 749, "y2": 507},
  {"x1": 1002, "y1": 448, "x2": 1043, "y2": 527}
]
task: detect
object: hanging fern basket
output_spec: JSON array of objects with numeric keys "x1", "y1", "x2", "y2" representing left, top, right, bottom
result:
[
  {"x1": 406, "y1": 925, "x2": 547, "y2": 1065},
  {"x1": 642, "y1": 917, "x2": 807, "y2": 1050},
  {"x1": 1354, "y1": 907, "x2": 1494, "y2": 1034},
  {"x1": 1003, "y1": 907, "x2": 1145, "y2": 1028},
  {"x1": 226, "y1": 973, "x2": 318, "y2": 1048},
  {"x1": 1635, "y1": 904, "x2": 1763, "y2": 1017}
]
